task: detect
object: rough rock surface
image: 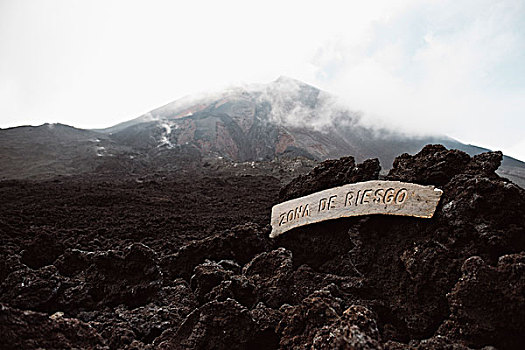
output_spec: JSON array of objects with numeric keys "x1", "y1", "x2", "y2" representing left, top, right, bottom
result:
[
  {"x1": 279, "y1": 157, "x2": 381, "y2": 201},
  {"x1": 0, "y1": 144, "x2": 523, "y2": 349},
  {"x1": 0, "y1": 303, "x2": 107, "y2": 349}
]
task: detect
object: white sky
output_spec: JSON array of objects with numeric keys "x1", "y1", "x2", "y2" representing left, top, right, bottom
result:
[{"x1": 0, "y1": 0, "x2": 524, "y2": 160}]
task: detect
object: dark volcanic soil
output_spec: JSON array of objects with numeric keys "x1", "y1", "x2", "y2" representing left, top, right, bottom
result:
[{"x1": 1, "y1": 144, "x2": 524, "y2": 349}]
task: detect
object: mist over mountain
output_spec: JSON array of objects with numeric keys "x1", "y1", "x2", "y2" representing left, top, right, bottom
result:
[
  {"x1": 1, "y1": 77, "x2": 524, "y2": 349},
  {"x1": 1, "y1": 77, "x2": 524, "y2": 187}
]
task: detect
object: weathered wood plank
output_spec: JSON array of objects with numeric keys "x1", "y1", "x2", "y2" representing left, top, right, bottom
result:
[{"x1": 270, "y1": 180, "x2": 443, "y2": 238}]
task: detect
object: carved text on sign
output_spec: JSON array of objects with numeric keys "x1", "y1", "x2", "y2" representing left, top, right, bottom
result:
[{"x1": 270, "y1": 181, "x2": 443, "y2": 238}]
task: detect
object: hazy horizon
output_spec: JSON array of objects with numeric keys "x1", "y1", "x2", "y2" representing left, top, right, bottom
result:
[{"x1": 1, "y1": 0, "x2": 524, "y2": 160}]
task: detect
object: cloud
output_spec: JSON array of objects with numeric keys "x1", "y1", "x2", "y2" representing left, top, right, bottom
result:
[
  {"x1": 0, "y1": 0, "x2": 523, "y2": 159},
  {"x1": 310, "y1": 0, "x2": 525, "y2": 156}
]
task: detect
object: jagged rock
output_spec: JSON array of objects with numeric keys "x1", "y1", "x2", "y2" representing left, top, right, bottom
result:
[
  {"x1": 54, "y1": 248, "x2": 92, "y2": 277},
  {"x1": 190, "y1": 261, "x2": 233, "y2": 303},
  {"x1": 276, "y1": 287, "x2": 346, "y2": 348},
  {"x1": 275, "y1": 145, "x2": 524, "y2": 346},
  {"x1": 249, "y1": 302, "x2": 282, "y2": 348},
  {"x1": 161, "y1": 223, "x2": 270, "y2": 281},
  {"x1": 116, "y1": 281, "x2": 198, "y2": 345},
  {"x1": 243, "y1": 248, "x2": 295, "y2": 308},
  {"x1": 206, "y1": 275, "x2": 257, "y2": 308},
  {"x1": 154, "y1": 299, "x2": 257, "y2": 349},
  {"x1": 279, "y1": 157, "x2": 380, "y2": 201},
  {"x1": 465, "y1": 151, "x2": 503, "y2": 177},
  {"x1": 290, "y1": 265, "x2": 363, "y2": 304},
  {"x1": 272, "y1": 219, "x2": 357, "y2": 270},
  {"x1": 76, "y1": 280, "x2": 197, "y2": 349},
  {"x1": 387, "y1": 144, "x2": 472, "y2": 186},
  {"x1": 20, "y1": 231, "x2": 64, "y2": 269},
  {"x1": 342, "y1": 305, "x2": 381, "y2": 340},
  {"x1": 438, "y1": 253, "x2": 525, "y2": 349},
  {"x1": 1, "y1": 144, "x2": 524, "y2": 348},
  {"x1": 0, "y1": 265, "x2": 72, "y2": 312},
  {"x1": 312, "y1": 325, "x2": 381, "y2": 350},
  {"x1": 217, "y1": 259, "x2": 242, "y2": 274},
  {"x1": 101, "y1": 325, "x2": 137, "y2": 349},
  {"x1": 3, "y1": 243, "x2": 165, "y2": 314},
  {"x1": 0, "y1": 303, "x2": 107, "y2": 349},
  {"x1": 384, "y1": 336, "x2": 477, "y2": 349},
  {"x1": 438, "y1": 175, "x2": 525, "y2": 259},
  {"x1": 188, "y1": 259, "x2": 257, "y2": 308},
  {"x1": 86, "y1": 243, "x2": 162, "y2": 308},
  {"x1": 0, "y1": 249, "x2": 23, "y2": 285},
  {"x1": 309, "y1": 305, "x2": 382, "y2": 350}
]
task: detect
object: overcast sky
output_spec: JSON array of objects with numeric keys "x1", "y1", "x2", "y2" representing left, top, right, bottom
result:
[{"x1": 0, "y1": 0, "x2": 524, "y2": 160}]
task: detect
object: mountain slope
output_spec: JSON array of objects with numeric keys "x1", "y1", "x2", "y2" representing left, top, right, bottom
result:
[
  {"x1": 0, "y1": 123, "x2": 114, "y2": 179},
  {"x1": 1, "y1": 77, "x2": 524, "y2": 186},
  {"x1": 98, "y1": 77, "x2": 523, "y2": 166}
]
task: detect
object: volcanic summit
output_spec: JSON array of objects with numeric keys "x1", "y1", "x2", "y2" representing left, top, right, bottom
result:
[{"x1": 1, "y1": 77, "x2": 524, "y2": 186}]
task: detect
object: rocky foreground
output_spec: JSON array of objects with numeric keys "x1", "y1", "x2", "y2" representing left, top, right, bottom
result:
[{"x1": 1, "y1": 144, "x2": 524, "y2": 349}]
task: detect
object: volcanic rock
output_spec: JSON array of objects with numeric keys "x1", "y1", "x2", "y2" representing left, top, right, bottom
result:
[
  {"x1": 439, "y1": 253, "x2": 525, "y2": 349},
  {"x1": 161, "y1": 223, "x2": 270, "y2": 281},
  {"x1": 310, "y1": 305, "x2": 382, "y2": 350},
  {"x1": 20, "y1": 231, "x2": 64, "y2": 269},
  {"x1": 0, "y1": 303, "x2": 106, "y2": 349},
  {"x1": 270, "y1": 145, "x2": 524, "y2": 348},
  {"x1": 242, "y1": 248, "x2": 295, "y2": 308},
  {"x1": 154, "y1": 299, "x2": 257, "y2": 349},
  {"x1": 276, "y1": 287, "x2": 347, "y2": 348},
  {"x1": 205, "y1": 275, "x2": 257, "y2": 309},
  {"x1": 190, "y1": 261, "x2": 234, "y2": 303},
  {"x1": 85, "y1": 243, "x2": 162, "y2": 308},
  {"x1": 0, "y1": 265, "x2": 71, "y2": 312},
  {"x1": 279, "y1": 157, "x2": 381, "y2": 201},
  {"x1": 0, "y1": 144, "x2": 523, "y2": 348}
]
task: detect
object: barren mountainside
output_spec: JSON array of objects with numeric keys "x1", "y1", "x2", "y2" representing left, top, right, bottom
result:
[{"x1": 1, "y1": 77, "x2": 524, "y2": 187}]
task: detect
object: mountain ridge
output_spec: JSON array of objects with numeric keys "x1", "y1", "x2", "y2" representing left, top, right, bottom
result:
[{"x1": 1, "y1": 77, "x2": 524, "y2": 187}]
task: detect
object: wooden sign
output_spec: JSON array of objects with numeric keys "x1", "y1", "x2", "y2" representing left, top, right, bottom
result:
[{"x1": 270, "y1": 180, "x2": 443, "y2": 238}]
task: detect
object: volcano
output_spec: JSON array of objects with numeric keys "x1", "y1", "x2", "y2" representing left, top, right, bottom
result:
[
  {"x1": 1, "y1": 77, "x2": 524, "y2": 349},
  {"x1": 1, "y1": 77, "x2": 524, "y2": 187}
]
